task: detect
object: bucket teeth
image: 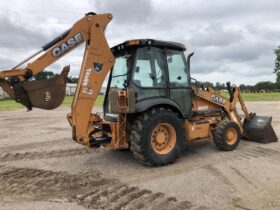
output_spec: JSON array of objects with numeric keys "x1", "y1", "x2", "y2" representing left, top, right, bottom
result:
[{"x1": 243, "y1": 116, "x2": 278, "y2": 143}]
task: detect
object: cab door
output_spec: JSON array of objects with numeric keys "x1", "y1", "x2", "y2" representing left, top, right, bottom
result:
[{"x1": 165, "y1": 50, "x2": 192, "y2": 116}]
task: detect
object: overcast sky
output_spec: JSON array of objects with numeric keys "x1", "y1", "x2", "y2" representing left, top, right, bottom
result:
[{"x1": 0, "y1": 0, "x2": 279, "y2": 85}]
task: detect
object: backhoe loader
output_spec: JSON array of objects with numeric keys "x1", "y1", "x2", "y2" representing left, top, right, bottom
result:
[{"x1": 0, "y1": 12, "x2": 277, "y2": 166}]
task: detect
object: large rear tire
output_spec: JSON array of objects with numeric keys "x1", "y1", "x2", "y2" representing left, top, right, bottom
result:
[
  {"x1": 129, "y1": 107, "x2": 184, "y2": 166},
  {"x1": 213, "y1": 120, "x2": 241, "y2": 151}
]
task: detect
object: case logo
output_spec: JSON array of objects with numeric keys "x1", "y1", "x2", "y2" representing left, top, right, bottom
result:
[
  {"x1": 211, "y1": 95, "x2": 226, "y2": 105},
  {"x1": 52, "y1": 32, "x2": 83, "y2": 57}
]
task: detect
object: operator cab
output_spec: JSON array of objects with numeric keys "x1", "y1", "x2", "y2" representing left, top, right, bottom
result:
[{"x1": 104, "y1": 39, "x2": 192, "y2": 121}]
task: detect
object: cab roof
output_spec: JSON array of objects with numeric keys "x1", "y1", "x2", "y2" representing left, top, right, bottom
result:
[{"x1": 111, "y1": 39, "x2": 186, "y2": 54}]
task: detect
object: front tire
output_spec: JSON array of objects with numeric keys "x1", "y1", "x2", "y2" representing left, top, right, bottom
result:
[
  {"x1": 213, "y1": 120, "x2": 241, "y2": 151},
  {"x1": 129, "y1": 107, "x2": 184, "y2": 166}
]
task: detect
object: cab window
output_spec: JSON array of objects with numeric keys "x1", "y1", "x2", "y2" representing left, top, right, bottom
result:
[
  {"x1": 166, "y1": 50, "x2": 189, "y2": 87},
  {"x1": 110, "y1": 53, "x2": 133, "y2": 89},
  {"x1": 133, "y1": 47, "x2": 166, "y2": 88}
]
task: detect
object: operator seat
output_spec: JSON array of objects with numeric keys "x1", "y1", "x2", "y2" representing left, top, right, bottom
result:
[{"x1": 104, "y1": 54, "x2": 133, "y2": 122}]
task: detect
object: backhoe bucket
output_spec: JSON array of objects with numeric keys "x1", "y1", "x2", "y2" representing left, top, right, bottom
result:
[
  {"x1": 14, "y1": 66, "x2": 70, "y2": 110},
  {"x1": 243, "y1": 115, "x2": 278, "y2": 143}
]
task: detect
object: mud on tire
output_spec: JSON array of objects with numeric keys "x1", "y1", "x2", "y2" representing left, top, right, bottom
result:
[
  {"x1": 129, "y1": 107, "x2": 184, "y2": 166},
  {"x1": 213, "y1": 120, "x2": 241, "y2": 151}
]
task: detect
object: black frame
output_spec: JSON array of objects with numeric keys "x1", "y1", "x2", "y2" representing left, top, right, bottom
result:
[{"x1": 163, "y1": 49, "x2": 192, "y2": 115}]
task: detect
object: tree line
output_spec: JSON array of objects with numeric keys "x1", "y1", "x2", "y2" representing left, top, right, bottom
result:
[
  {"x1": 33, "y1": 71, "x2": 78, "y2": 83},
  {"x1": 195, "y1": 81, "x2": 280, "y2": 93}
]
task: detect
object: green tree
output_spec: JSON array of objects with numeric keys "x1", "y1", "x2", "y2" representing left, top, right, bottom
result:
[
  {"x1": 276, "y1": 71, "x2": 280, "y2": 83},
  {"x1": 255, "y1": 81, "x2": 275, "y2": 92},
  {"x1": 274, "y1": 46, "x2": 280, "y2": 83},
  {"x1": 67, "y1": 76, "x2": 78, "y2": 83},
  {"x1": 215, "y1": 82, "x2": 226, "y2": 90},
  {"x1": 34, "y1": 71, "x2": 54, "y2": 80},
  {"x1": 239, "y1": 84, "x2": 246, "y2": 91}
]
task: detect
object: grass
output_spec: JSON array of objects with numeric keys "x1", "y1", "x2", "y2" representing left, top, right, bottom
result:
[
  {"x1": 61, "y1": 96, "x2": 104, "y2": 107},
  {"x1": 0, "y1": 92, "x2": 279, "y2": 111},
  {"x1": 221, "y1": 92, "x2": 280, "y2": 101},
  {"x1": 0, "y1": 95, "x2": 105, "y2": 111},
  {"x1": 0, "y1": 99, "x2": 25, "y2": 111}
]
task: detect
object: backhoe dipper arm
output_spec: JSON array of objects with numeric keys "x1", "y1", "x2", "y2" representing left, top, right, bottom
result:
[
  {"x1": 0, "y1": 13, "x2": 113, "y2": 78},
  {"x1": 0, "y1": 13, "x2": 115, "y2": 145}
]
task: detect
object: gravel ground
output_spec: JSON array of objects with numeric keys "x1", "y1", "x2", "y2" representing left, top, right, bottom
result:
[{"x1": 0, "y1": 101, "x2": 279, "y2": 210}]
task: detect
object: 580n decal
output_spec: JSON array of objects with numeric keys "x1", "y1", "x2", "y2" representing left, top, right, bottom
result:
[{"x1": 82, "y1": 68, "x2": 93, "y2": 95}]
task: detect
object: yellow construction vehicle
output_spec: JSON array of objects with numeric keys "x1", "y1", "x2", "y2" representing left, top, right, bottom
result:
[{"x1": 0, "y1": 12, "x2": 277, "y2": 166}]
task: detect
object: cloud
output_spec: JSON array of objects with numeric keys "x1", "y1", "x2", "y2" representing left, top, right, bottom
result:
[
  {"x1": 153, "y1": 0, "x2": 280, "y2": 23},
  {"x1": 189, "y1": 24, "x2": 243, "y2": 47},
  {"x1": 246, "y1": 25, "x2": 280, "y2": 43},
  {"x1": 95, "y1": 0, "x2": 153, "y2": 24},
  {"x1": 0, "y1": 16, "x2": 48, "y2": 49},
  {"x1": 197, "y1": 40, "x2": 274, "y2": 63},
  {"x1": 0, "y1": 0, "x2": 279, "y2": 85},
  {"x1": 0, "y1": 56, "x2": 17, "y2": 69}
]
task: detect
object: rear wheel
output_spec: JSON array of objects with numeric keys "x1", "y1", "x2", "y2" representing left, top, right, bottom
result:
[
  {"x1": 213, "y1": 120, "x2": 241, "y2": 151},
  {"x1": 129, "y1": 107, "x2": 184, "y2": 166},
  {"x1": 151, "y1": 123, "x2": 177, "y2": 155}
]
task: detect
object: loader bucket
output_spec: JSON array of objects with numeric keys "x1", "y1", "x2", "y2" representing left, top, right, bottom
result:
[{"x1": 243, "y1": 115, "x2": 278, "y2": 143}]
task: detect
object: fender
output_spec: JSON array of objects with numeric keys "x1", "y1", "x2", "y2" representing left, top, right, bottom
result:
[{"x1": 135, "y1": 97, "x2": 184, "y2": 117}]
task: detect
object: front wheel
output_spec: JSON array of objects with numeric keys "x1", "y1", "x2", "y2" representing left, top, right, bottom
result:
[
  {"x1": 213, "y1": 120, "x2": 241, "y2": 151},
  {"x1": 129, "y1": 108, "x2": 184, "y2": 166}
]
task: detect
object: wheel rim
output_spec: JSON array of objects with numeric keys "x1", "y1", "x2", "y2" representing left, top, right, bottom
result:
[
  {"x1": 151, "y1": 123, "x2": 176, "y2": 155},
  {"x1": 226, "y1": 127, "x2": 238, "y2": 145}
]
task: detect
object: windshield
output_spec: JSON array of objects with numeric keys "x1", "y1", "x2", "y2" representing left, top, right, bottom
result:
[{"x1": 110, "y1": 53, "x2": 133, "y2": 89}]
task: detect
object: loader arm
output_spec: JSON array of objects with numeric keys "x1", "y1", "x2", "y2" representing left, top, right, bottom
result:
[
  {"x1": 193, "y1": 84, "x2": 277, "y2": 143},
  {"x1": 193, "y1": 85, "x2": 247, "y2": 133},
  {"x1": 0, "y1": 12, "x2": 115, "y2": 145}
]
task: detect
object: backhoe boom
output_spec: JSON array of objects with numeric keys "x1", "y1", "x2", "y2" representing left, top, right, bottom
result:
[{"x1": 0, "y1": 12, "x2": 115, "y2": 145}]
